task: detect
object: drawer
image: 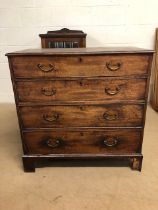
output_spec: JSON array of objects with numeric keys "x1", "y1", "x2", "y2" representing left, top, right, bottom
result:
[
  {"x1": 16, "y1": 78, "x2": 147, "y2": 102},
  {"x1": 22, "y1": 129, "x2": 142, "y2": 155},
  {"x1": 11, "y1": 55, "x2": 150, "y2": 78},
  {"x1": 20, "y1": 104, "x2": 144, "y2": 128}
]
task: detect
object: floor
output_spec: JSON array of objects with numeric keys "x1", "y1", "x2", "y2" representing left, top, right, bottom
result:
[{"x1": 0, "y1": 103, "x2": 158, "y2": 210}]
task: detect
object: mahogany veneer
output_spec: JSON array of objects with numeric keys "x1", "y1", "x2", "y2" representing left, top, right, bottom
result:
[{"x1": 6, "y1": 47, "x2": 153, "y2": 172}]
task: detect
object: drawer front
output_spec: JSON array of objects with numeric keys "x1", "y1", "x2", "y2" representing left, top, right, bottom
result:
[
  {"x1": 20, "y1": 104, "x2": 144, "y2": 128},
  {"x1": 22, "y1": 129, "x2": 142, "y2": 155},
  {"x1": 16, "y1": 78, "x2": 147, "y2": 102},
  {"x1": 11, "y1": 55, "x2": 150, "y2": 78}
]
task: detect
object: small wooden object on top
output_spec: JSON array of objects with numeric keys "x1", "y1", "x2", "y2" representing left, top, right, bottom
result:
[{"x1": 39, "y1": 28, "x2": 87, "y2": 48}]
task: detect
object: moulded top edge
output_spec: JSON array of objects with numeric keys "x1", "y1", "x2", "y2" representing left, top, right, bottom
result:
[{"x1": 5, "y1": 47, "x2": 154, "y2": 56}]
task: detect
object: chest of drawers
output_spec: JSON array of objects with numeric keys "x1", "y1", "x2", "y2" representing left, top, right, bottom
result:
[{"x1": 6, "y1": 47, "x2": 153, "y2": 172}]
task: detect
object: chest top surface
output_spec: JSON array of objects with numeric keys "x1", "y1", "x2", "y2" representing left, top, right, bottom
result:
[{"x1": 6, "y1": 47, "x2": 154, "y2": 57}]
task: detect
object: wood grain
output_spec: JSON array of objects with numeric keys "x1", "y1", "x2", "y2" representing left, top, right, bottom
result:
[
  {"x1": 16, "y1": 78, "x2": 147, "y2": 102},
  {"x1": 19, "y1": 104, "x2": 144, "y2": 128},
  {"x1": 6, "y1": 47, "x2": 154, "y2": 56},
  {"x1": 11, "y1": 55, "x2": 150, "y2": 78},
  {"x1": 22, "y1": 128, "x2": 142, "y2": 155}
]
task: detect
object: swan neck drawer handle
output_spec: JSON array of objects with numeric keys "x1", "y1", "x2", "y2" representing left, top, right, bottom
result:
[
  {"x1": 43, "y1": 113, "x2": 59, "y2": 122},
  {"x1": 106, "y1": 62, "x2": 122, "y2": 71},
  {"x1": 105, "y1": 86, "x2": 121, "y2": 95},
  {"x1": 103, "y1": 112, "x2": 118, "y2": 121},
  {"x1": 46, "y1": 138, "x2": 62, "y2": 148},
  {"x1": 103, "y1": 137, "x2": 118, "y2": 147},
  {"x1": 37, "y1": 63, "x2": 55, "y2": 72},
  {"x1": 41, "y1": 88, "x2": 56, "y2": 96}
]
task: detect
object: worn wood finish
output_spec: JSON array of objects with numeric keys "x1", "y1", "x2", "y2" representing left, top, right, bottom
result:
[
  {"x1": 130, "y1": 156, "x2": 143, "y2": 171},
  {"x1": 19, "y1": 104, "x2": 144, "y2": 128},
  {"x1": 22, "y1": 129, "x2": 142, "y2": 155},
  {"x1": 22, "y1": 154, "x2": 143, "y2": 172},
  {"x1": 6, "y1": 47, "x2": 153, "y2": 172},
  {"x1": 22, "y1": 156, "x2": 35, "y2": 172},
  {"x1": 6, "y1": 47, "x2": 154, "y2": 56},
  {"x1": 11, "y1": 55, "x2": 150, "y2": 78},
  {"x1": 16, "y1": 78, "x2": 147, "y2": 102}
]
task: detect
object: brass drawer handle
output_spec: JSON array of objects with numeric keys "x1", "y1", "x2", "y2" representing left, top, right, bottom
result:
[
  {"x1": 106, "y1": 62, "x2": 122, "y2": 71},
  {"x1": 46, "y1": 138, "x2": 61, "y2": 148},
  {"x1": 103, "y1": 137, "x2": 118, "y2": 147},
  {"x1": 41, "y1": 88, "x2": 56, "y2": 96},
  {"x1": 43, "y1": 113, "x2": 59, "y2": 122},
  {"x1": 103, "y1": 112, "x2": 118, "y2": 121},
  {"x1": 37, "y1": 63, "x2": 55, "y2": 72},
  {"x1": 105, "y1": 86, "x2": 121, "y2": 95}
]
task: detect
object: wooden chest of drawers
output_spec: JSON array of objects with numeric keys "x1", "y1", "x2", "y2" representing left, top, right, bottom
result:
[{"x1": 6, "y1": 47, "x2": 153, "y2": 172}]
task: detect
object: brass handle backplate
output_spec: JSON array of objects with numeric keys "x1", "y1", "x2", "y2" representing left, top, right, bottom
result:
[
  {"x1": 41, "y1": 88, "x2": 56, "y2": 96},
  {"x1": 46, "y1": 138, "x2": 61, "y2": 148},
  {"x1": 103, "y1": 137, "x2": 118, "y2": 147},
  {"x1": 106, "y1": 62, "x2": 122, "y2": 71},
  {"x1": 37, "y1": 63, "x2": 55, "y2": 72},
  {"x1": 105, "y1": 86, "x2": 121, "y2": 95},
  {"x1": 103, "y1": 112, "x2": 119, "y2": 121},
  {"x1": 43, "y1": 113, "x2": 59, "y2": 122}
]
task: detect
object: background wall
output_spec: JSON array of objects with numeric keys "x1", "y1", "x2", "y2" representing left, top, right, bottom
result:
[{"x1": 0, "y1": 0, "x2": 158, "y2": 102}]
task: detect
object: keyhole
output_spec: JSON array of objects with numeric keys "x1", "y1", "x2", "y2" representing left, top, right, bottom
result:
[
  {"x1": 79, "y1": 81, "x2": 83, "y2": 86},
  {"x1": 80, "y1": 132, "x2": 84, "y2": 136},
  {"x1": 79, "y1": 57, "x2": 83, "y2": 62},
  {"x1": 80, "y1": 106, "x2": 85, "y2": 111}
]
